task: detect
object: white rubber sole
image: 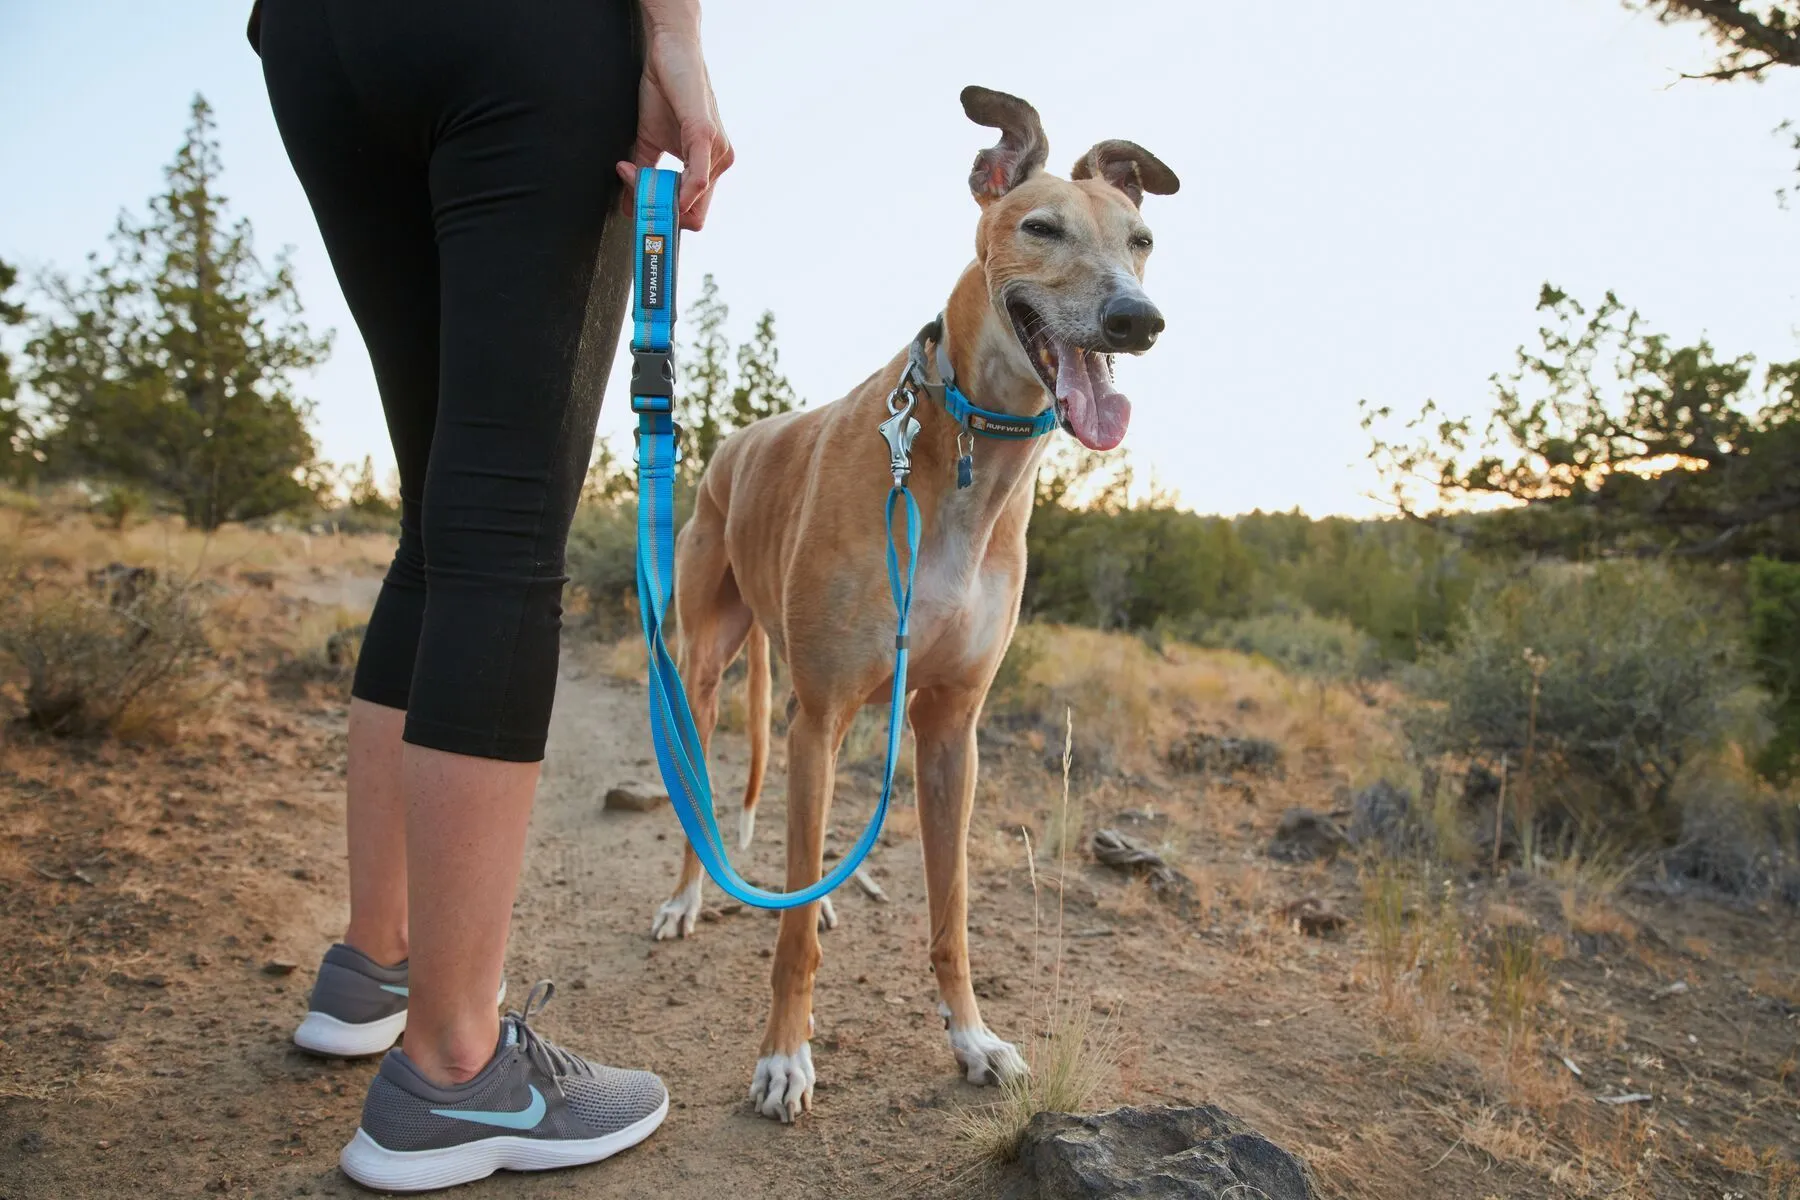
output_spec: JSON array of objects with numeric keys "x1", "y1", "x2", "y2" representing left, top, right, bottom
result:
[
  {"x1": 337, "y1": 1093, "x2": 670, "y2": 1192},
  {"x1": 294, "y1": 1008, "x2": 408, "y2": 1058}
]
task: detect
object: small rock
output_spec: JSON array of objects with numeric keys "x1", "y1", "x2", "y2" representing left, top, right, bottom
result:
[
  {"x1": 290, "y1": 867, "x2": 317, "y2": 882},
  {"x1": 1266, "y1": 809, "x2": 1350, "y2": 863},
  {"x1": 262, "y1": 960, "x2": 299, "y2": 976},
  {"x1": 1091, "y1": 829, "x2": 1188, "y2": 894},
  {"x1": 1278, "y1": 897, "x2": 1349, "y2": 937},
  {"x1": 1006, "y1": 1104, "x2": 1318, "y2": 1200},
  {"x1": 17, "y1": 1130, "x2": 44, "y2": 1153},
  {"x1": 603, "y1": 781, "x2": 669, "y2": 812}
]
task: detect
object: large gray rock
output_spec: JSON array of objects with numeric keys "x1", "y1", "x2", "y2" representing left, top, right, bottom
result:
[{"x1": 1007, "y1": 1105, "x2": 1317, "y2": 1199}]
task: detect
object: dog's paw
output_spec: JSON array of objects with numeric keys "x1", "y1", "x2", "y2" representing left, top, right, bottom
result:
[
  {"x1": 817, "y1": 895, "x2": 838, "y2": 933},
  {"x1": 949, "y1": 1025, "x2": 1029, "y2": 1087},
  {"x1": 749, "y1": 1044, "x2": 815, "y2": 1122},
  {"x1": 650, "y1": 880, "x2": 703, "y2": 941},
  {"x1": 738, "y1": 807, "x2": 757, "y2": 850}
]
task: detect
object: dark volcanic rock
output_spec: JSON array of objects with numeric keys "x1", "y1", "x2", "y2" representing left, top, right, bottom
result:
[
  {"x1": 1266, "y1": 808, "x2": 1351, "y2": 862},
  {"x1": 1006, "y1": 1104, "x2": 1317, "y2": 1199}
]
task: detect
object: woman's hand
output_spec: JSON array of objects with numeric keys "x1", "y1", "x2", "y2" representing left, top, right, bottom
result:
[{"x1": 617, "y1": 8, "x2": 732, "y2": 232}]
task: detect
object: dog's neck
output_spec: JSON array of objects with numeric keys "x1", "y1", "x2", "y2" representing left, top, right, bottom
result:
[{"x1": 901, "y1": 264, "x2": 1053, "y2": 561}]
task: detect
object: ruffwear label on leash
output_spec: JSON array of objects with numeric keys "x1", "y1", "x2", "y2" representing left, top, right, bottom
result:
[{"x1": 640, "y1": 234, "x2": 668, "y2": 310}]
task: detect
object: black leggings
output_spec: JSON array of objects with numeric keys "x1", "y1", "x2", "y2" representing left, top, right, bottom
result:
[{"x1": 259, "y1": 0, "x2": 638, "y2": 761}]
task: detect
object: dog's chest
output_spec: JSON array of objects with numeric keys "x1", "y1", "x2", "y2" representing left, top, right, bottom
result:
[{"x1": 907, "y1": 523, "x2": 1019, "y2": 678}]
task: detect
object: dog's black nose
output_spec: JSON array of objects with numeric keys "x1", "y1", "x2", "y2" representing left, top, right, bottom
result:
[{"x1": 1099, "y1": 295, "x2": 1164, "y2": 352}]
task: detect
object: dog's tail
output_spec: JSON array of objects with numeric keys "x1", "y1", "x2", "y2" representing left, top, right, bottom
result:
[{"x1": 739, "y1": 621, "x2": 771, "y2": 850}]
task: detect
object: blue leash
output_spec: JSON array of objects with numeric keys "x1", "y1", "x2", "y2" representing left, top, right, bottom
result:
[{"x1": 630, "y1": 168, "x2": 920, "y2": 910}]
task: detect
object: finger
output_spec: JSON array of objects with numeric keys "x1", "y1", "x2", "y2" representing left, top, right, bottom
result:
[
  {"x1": 684, "y1": 133, "x2": 733, "y2": 230},
  {"x1": 676, "y1": 121, "x2": 716, "y2": 231}
]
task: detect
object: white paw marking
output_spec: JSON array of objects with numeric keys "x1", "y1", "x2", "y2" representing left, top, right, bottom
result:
[
  {"x1": 948, "y1": 1023, "x2": 1029, "y2": 1087},
  {"x1": 650, "y1": 879, "x2": 703, "y2": 941},
  {"x1": 738, "y1": 807, "x2": 757, "y2": 850},
  {"x1": 817, "y1": 895, "x2": 838, "y2": 933},
  {"x1": 749, "y1": 1043, "x2": 815, "y2": 1122}
]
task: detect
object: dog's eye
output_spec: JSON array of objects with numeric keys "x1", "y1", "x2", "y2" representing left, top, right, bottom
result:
[
  {"x1": 1021, "y1": 218, "x2": 1062, "y2": 238},
  {"x1": 1130, "y1": 233, "x2": 1154, "y2": 251}
]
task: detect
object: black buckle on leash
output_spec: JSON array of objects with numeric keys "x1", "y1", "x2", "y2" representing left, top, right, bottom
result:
[{"x1": 630, "y1": 348, "x2": 676, "y2": 406}]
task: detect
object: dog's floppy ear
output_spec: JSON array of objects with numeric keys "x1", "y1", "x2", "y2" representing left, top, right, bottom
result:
[
  {"x1": 962, "y1": 86, "x2": 1047, "y2": 203},
  {"x1": 1071, "y1": 140, "x2": 1180, "y2": 209}
]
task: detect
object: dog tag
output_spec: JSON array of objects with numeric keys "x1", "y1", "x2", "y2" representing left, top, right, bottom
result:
[{"x1": 957, "y1": 453, "x2": 973, "y2": 489}]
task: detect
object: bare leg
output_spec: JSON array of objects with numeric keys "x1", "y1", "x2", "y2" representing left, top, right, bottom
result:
[
  {"x1": 399, "y1": 745, "x2": 541, "y2": 1085},
  {"x1": 911, "y1": 687, "x2": 1026, "y2": 1086},
  {"x1": 342, "y1": 699, "x2": 410, "y2": 965}
]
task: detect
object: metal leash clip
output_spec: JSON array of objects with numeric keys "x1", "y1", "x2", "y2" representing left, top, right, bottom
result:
[{"x1": 878, "y1": 361, "x2": 923, "y2": 488}]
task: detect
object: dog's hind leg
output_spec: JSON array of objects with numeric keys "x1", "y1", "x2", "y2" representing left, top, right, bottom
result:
[
  {"x1": 911, "y1": 685, "x2": 1027, "y2": 1086},
  {"x1": 651, "y1": 499, "x2": 752, "y2": 942},
  {"x1": 749, "y1": 702, "x2": 841, "y2": 1121}
]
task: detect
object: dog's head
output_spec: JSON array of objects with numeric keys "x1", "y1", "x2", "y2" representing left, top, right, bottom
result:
[{"x1": 961, "y1": 86, "x2": 1178, "y2": 452}]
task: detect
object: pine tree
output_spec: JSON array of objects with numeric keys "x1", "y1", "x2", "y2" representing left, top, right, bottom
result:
[
  {"x1": 28, "y1": 95, "x2": 329, "y2": 529},
  {"x1": 675, "y1": 274, "x2": 732, "y2": 480},
  {"x1": 0, "y1": 258, "x2": 25, "y2": 475},
  {"x1": 347, "y1": 454, "x2": 396, "y2": 517},
  {"x1": 730, "y1": 311, "x2": 800, "y2": 427}
]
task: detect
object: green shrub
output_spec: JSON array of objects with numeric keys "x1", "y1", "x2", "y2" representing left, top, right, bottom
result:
[
  {"x1": 0, "y1": 570, "x2": 218, "y2": 739},
  {"x1": 566, "y1": 498, "x2": 643, "y2": 639},
  {"x1": 95, "y1": 484, "x2": 148, "y2": 531},
  {"x1": 1404, "y1": 561, "x2": 1748, "y2": 846},
  {"x1": 1747, "y1": 556, "x2": 1800, "y2": 781},
  {"x1": 1197, "y1": 606, "x2": 1379, "y2": 686}
]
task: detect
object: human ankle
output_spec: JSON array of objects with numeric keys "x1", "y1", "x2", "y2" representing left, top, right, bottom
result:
[
  {"x1": 402, "y1": 1015, "x2": 501, "y2": 1087},
  {"x1": 343, "y1": 925, "x2": 408, "y2": 968}
]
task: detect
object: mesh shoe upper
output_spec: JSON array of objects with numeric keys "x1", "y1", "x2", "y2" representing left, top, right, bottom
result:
[{"x1": 307, "y1": 943, "x2": 409, "y2": 1024}]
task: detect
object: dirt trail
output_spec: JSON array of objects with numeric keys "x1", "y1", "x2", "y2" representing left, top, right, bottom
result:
[{"x1": 6, "y1": 562, "x2": 1798, "y2": 1200}]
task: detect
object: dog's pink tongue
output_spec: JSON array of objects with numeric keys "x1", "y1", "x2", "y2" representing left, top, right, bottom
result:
[{"x1": 1054, "y1": 344, "x2": 1131, "y2": 452}]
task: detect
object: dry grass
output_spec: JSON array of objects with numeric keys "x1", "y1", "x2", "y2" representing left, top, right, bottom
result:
[
  {"x1": 954, "y1": 710, "x2": 1121, "y2": 1164},
  {"x1": 991, "y1": 623, "x2": 1396, "y2": 778},
  {"x1": 0, "y1": 501, "x2": 390, "y2": 578}
]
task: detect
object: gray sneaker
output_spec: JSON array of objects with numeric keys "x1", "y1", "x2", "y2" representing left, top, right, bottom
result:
[
  {"x1": 338, "y1": 982, "x2": 669, "y2": 1192},
  {"x1": 294, "y1": 944, "x2": 507, "y2": 1058},
  {"x1": 294, "y1": 943, "x2": 412, "y2": 1057}
]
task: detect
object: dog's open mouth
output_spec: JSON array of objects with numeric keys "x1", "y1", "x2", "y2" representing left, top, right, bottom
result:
[{"x1": 1006, "y1": 299, "x2": 1131, "y2": 452}]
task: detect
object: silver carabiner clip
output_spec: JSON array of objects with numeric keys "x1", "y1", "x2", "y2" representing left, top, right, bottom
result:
[{"x1": 878, "y1": 380, "x2": 921, "y2": 488}]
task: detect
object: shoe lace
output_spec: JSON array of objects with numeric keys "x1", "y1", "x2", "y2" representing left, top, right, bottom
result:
[{"x1": 505, "y1": 980, "x2": 595, "y2": 1085}]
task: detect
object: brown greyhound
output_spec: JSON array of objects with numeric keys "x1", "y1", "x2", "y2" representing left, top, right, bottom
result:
[{"x1": 648, "y1": 85, "x2": 1177, "y2": 1122}]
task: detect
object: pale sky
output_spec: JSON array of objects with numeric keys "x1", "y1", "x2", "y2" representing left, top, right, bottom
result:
[{"x1": 3, "y1": 0, "x2": 1796, "y2": 517}]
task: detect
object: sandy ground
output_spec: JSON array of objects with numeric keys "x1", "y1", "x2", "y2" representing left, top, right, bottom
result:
[{"x1": 2, "y1": 560, "x2": 1797, "y2": 1200}]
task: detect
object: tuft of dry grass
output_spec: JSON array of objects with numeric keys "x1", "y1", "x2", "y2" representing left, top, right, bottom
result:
[{"x1": 954, "y1": 709, "x2": 1121, "y2": 1164}]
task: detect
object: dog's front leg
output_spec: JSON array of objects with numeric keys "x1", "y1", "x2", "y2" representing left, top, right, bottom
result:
[
  {"x1": 911, "y1": 687, "x2": 1028, "y2": 1087},
  {"x1": 749, "y1": 706, "x2": 837, "y2": 1121}
]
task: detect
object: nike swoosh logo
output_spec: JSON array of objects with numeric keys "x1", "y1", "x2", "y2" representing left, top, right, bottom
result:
[
  {"x1": 430, "y1": 1085, "x2": 546, "y2": 1131},
  {"x1": 379, "y1": 984, "x2": 409, "y2": 997}
]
